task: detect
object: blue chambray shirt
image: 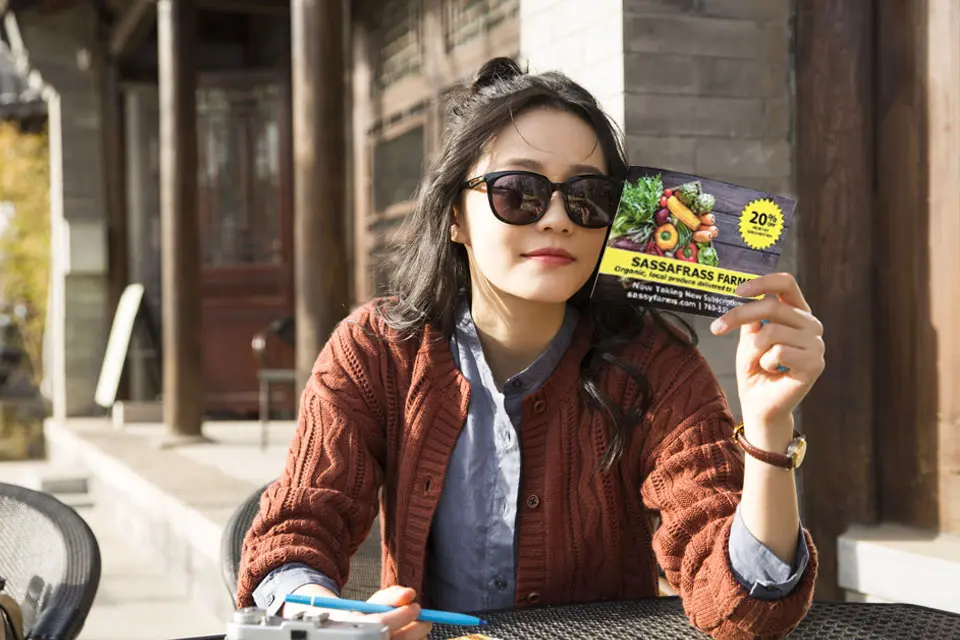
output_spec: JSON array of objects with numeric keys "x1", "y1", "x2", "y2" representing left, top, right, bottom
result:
[{"x1": 253, "y1": 300, "x2": 810, "y2": 614}]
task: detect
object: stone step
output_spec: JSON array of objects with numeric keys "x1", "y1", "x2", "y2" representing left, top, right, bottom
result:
[
  {"x1": 50, "y1": 491, "x2": 95, "y2": 510},
  {"x1": 37, "y1": 473, "x2": 88, "y2": 495},
  {"x1": 10, "y1": 465, "x2": 90, "y2": 495},
  {"x1": 77, "y1": 503, "x2": 224, "y2": 640}
]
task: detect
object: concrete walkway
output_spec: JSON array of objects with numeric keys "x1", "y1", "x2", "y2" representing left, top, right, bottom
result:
[
  {"x1": 0, "y1": 418, "x2": 298, "y2": 639},
  {"x1": 0, "y1": 460, "x2": 223, "y2": 639}
]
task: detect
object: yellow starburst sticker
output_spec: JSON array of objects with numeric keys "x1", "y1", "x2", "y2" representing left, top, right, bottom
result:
[{"x1": 738, "y1": 198, "x2": 785, "y2": 251}]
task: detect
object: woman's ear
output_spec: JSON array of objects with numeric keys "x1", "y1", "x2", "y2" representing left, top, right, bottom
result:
[{"x1": 450, "y1": 209, "x2": 465, "y2": 244}]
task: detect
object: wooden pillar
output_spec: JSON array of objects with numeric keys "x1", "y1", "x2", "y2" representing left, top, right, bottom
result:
[
  {"x1": 350, "y1": 14, "x2": 372, "y2": 304},
  {"x1": 99, "y1": 31, "x2": 130, "y2": 400},
  {"x1": 795, "y1": 0, "x2": 878, "y2": 600},
  {"x1": 102, "y1": 61, "x2": 128, "y2": 332},
  {"x1": 874, "y1": 1, "x2": 939, "y2": 530},
  {"x1": 291, "y1": 0, "x2": 351, "y2": 391},
  {"x1": 157, "y1": 0, "x2": 204, "y2": 439},
  {"x1": 925, "y1": 0, "x2": 960, "y2": 533}
]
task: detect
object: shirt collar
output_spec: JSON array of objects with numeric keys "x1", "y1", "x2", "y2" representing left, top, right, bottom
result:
[{"x1": 453, "y1": 297, "x2": 580, "y2": 395}]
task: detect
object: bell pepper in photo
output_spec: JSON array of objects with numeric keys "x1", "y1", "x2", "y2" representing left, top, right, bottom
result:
[
  {"x1": 676, "y1": 243, "x2": 698, "y2": 262},
  {"x1": 654, "y1": 223, "x2": 679, "y2": 251}
]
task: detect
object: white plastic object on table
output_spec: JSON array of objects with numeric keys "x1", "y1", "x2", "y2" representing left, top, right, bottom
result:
[{"x1": 226, "y1": 607, "x2": 390, "y2": 640}]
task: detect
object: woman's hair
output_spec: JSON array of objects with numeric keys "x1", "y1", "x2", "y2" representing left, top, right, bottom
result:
[{"x1": 379, "y1": 57, "x2": 694, "y2": 469}]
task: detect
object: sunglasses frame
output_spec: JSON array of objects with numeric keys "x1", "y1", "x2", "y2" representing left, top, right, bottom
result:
[{"x1": 461, "y1": 170, "x2": 623, "y2": 229}]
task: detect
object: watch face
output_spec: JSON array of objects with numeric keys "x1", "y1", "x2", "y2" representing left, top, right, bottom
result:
[{"x1": 788, "y1": 438, "x2": 807, "y2": 468}]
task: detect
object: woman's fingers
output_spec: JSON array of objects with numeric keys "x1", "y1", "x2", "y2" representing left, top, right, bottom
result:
[
  {"x1": 758, "y1": 344, "x2": 822, "y2": 376},
  {"x1": 736, "y1": 272, "x2": 811, "y2": 312},
  {"x1": 712, "y1": 296, "x2": 818, "y2": 334},
  {"x1": 738, "y1": 313, "x2": 825, "y2": 378},
  {"x1": 367, "y1": 585, "x2": 417, "y2": 606},
  {"x1": 393, "y1": 620, "x2": 434, "y2": 640},
  {"x1": 752, "y1": 322, "x2": 820, "y2": 354},
  {"x1": 372, "y1": 603, "x2": 422, "y2": 632},
  {"x1": 365, "y1": 586, "x2": 432, "y2": 638}
]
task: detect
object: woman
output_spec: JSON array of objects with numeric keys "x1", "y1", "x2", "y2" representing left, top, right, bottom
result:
[{"x1": 236, "y1": 57, "x2": 823, "y2": 640}]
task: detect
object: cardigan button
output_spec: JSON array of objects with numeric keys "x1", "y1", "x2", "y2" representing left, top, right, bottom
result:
[
  {"x1": 526, "y1": 494, "x2": 540, "y2": 509},
  {"x1": 526, "y1": 591, "x2": 541, "y2": 604},
  {"x1": 533, "y1": 399, "x2": 546, "y2": 414}
]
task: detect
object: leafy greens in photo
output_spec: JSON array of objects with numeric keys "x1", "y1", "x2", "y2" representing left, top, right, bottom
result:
[{"x1": 611, "y1": 174, "x2": 663, "y2": 245}]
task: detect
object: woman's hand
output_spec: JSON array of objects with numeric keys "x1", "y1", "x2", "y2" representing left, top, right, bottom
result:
[
  {"x1": 710, "y1": 273, "x2": 825, "y2": 432},
  {"x1": 364, "y1": 586, "x2": 433, "y2": 640},
  {"x1": 286, "y1": 584, "x2": 432, "y2": 640}
]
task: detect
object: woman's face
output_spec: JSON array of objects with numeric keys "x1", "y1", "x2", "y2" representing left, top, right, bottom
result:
[{"x1": 454, "y1": 107, "x2": 611, "y2": 305}]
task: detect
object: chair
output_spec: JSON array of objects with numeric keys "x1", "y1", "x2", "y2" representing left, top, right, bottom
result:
[
  {"x1": 0, "y1": 482, "x2": 101, "y2": 640},
  {"x1": 251, "y1": 317, "x2": 297, "y2": 450},
  {"x1": 221, "y1": 481, "x2": 382, "y2": 605}
]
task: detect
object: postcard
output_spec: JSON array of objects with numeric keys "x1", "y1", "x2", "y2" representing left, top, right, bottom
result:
[{"x1": 591, "y1": 167, "x2": 796, "y2": 319}]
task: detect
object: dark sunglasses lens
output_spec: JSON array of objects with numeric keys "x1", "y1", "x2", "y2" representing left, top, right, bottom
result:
[
  {"x1": 565, "y1": 177, "x2": 620, "y2": 227},
  {"x1": 489, "y1": 173, "x2": 549, "y2": 224}
]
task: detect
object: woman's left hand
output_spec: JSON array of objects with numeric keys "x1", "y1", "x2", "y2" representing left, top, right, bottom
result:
[{"x1": 710, "y1": 273, "x2": 825, "y2": 429}]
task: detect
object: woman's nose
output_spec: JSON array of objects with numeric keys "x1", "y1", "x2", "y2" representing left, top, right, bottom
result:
[{"x1": 537, "y1": 191, "x2": 573, "y2": 234}]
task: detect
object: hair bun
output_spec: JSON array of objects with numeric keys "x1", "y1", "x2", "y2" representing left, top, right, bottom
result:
[{"x1": 472, "y1": 57, "x2": 524, "y2": 92}]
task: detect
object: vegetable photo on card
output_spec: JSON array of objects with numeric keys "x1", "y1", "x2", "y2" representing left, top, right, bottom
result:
[{"x1": 593, "y1": 166, "x2": 796, "y2": 319}]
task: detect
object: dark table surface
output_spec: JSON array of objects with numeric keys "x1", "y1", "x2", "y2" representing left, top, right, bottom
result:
[
  {"x1": 427, "y1": 597, "x2": 960, "y2": 639},
  {"x1": 173, "y1": 597, "x2": 960, "y2": 640}
]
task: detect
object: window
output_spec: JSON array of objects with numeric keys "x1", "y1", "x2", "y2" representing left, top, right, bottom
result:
[
  {"x1": 196, "y1": 81, "x2": 281, "y2": 267},
  {"x1": 372, "y1": 125, "x2": 426, "y2": 212},
  {"x1": 375, "y1": 0, "x2": 423, "y2": 88},
  {"x1": 443, "y1": 0, "x2": 519, "y2": 51}
]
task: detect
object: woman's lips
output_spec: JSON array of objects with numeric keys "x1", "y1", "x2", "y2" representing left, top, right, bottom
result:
[{"x1": 522, "y1": 248, "x2": 575, "y2": 266}]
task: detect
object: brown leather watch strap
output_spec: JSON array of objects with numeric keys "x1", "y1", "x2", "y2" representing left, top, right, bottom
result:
[{"x1": 731, "y1": 423, "x2": 806, "y2": 469}]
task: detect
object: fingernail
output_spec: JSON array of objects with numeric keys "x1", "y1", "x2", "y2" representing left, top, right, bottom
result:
[
  {"x1": 710, "y1": 318, "x2": 726, "y2": 334},
  {"x1": 736, "y1": 283, "x2": 751, "y2": 296}
]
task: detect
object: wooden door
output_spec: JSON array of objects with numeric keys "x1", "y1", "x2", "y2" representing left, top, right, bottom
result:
[{"x1": 196, "y1": 72, "x2": 294, "y2": 417}]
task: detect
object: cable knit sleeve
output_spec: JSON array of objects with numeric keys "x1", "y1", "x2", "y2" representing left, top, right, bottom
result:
[
  {"x1": 637, "y1": 335, "x2": 817, "y2": 639},
  {"x1": 235, "y1": 306, "x2": 390, "y2": 608}
]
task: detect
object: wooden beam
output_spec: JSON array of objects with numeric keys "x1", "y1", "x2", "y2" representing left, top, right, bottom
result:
[
  {"x1": 291, "y1": 0, "x2": 351, "y2": 391},
  {"x1": 157, "y1": 0, "x2": 204, "y2": 439},
  {"x1": 198, "y1": 0, "x2": 287, "y2": 14},
  {"x1": 795, "y1": 0, "x2": 878, "y2": 600},
  {"x1": 874, "y1": 0, "x2": 939, "y2": 531},
  {"x1": 100, "y1": 54, "x2": 131, "y2": 399},
  {"x1": 109, "y1": 0, "x2": 156, "y2": 59},
  {"x1": 926, "y1": 0, "x2": 960, "y2": 533}
]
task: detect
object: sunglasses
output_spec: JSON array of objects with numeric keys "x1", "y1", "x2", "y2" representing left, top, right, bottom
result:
[{"x1": 461, "y1": 170, "x2": 623, "y2": 229}]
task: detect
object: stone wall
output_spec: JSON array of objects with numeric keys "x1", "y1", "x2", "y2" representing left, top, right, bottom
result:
[
  {"x1": 13, "y1": 5, "x2": 110, "y2": 417},
  {"x1": 520, "y1": 0, "x2": 626, "y2": 129}
]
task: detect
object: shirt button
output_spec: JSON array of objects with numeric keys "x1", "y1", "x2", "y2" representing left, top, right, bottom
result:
[
  {"x1": 526, "y1": 494, "x2": 541, "y2": 509},
  {"x1": 493, "y1": 577, "x2": 508, "y2": 591},
  {"x1": 533, "y1": 399, "x2": 546, "y2": 414},
  {"x1": 510, "y1": 379, "x2": 524, "y2": 389},
  {"x1": 526, "y1": 591, "x2": 541, "y2": 603}
]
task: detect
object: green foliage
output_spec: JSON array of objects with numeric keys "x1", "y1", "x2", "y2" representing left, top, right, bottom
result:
[{"x1": 0, "y1": 122, "x2": 50, "y2": 381}]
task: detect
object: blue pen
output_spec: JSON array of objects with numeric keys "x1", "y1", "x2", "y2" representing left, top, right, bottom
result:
[{"x1": 283, "y1": 594, "x2": 487, "y2": 627}]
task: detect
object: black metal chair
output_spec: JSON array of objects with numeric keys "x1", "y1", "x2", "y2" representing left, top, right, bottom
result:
[
  {"x1": 221, "y1": 481, "x2": 382, "y2": 605},
  {"x1": 0, "y1": 482, "x2": 101, "y2": 640}
]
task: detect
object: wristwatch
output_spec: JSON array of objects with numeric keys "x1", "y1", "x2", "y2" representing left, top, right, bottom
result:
[{"x1": 731, "y1": 423, "x2": 807, "y2": 470}]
